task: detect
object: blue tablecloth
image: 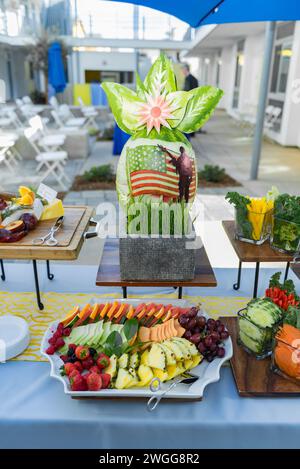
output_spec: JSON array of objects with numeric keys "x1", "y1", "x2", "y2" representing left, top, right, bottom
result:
[
  {"x1": 113, "y1": 123, "x2": 130, "y2": 155},
  {"x1": 1, "y1": 263, "x2": 300, "y2": 449}
]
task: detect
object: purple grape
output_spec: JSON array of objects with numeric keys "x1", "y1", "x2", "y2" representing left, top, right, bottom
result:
[
  {"x1": 220, "y1": 330, "x2": 229, "y2": 341},
  {"x1": 198, "y1": 342, "x2": 206, "y2": 354},
  {"x1": 210, "y1": 331, "x2": 220, "y2": 343},
  {"x1": 207, "y1": 319, "x2": 216, "y2": 329},
  {"x1": 206, "y1": 354, "x2": 214, "y2": 363},
  {"x1": 192, "y1": 326, "x2": 201, "y2": 335},
  {"x1": 215, "y1": 320, "x2": 221, "y2": 328},
  {"x1": 204, "y1": 336, "x2": 213, "y2": 348},
  {"x1": 179, "y1": 314, "x2": 189, "y2": 327},
  {"x1": 217, "y1": 325, "x2": 225, "y2": 333},
  {"x1": 217, "y1": 347, "x2": 225, "y2": 358},
  {"x1": 190, "y1": 333, "x2": 201, "y2": 345},
  {"x1": 183, "y1": 330, "x2": 192, "y2": 340},
  {"x1": 186, "y1": 307, "x2": 198, "y2": 318},
  {"x1": 187, "y1": 318, "x2": 197, "y2": 330},
  {"x1": 196, "y1": 316, "x2": 206, "y2": 329},
  {"x1": 210, "y1": 342, "x2": 217, "y2": 352}
]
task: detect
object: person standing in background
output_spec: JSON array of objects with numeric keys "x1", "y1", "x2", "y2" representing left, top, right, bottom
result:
[
  {"x1": 181, "y1": 63, "x2": 206, "y2": 135},
  {"x1": 182, "y1": 63, "x2": 198, "y2": 91}
]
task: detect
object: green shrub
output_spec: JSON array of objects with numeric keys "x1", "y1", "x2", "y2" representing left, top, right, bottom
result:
[
  {"x1": 199, "y1": 164, "x2": 226, "y2": 183},
  {"x1": 82, "y1": 165, "x2": 115, "y2": 182}
]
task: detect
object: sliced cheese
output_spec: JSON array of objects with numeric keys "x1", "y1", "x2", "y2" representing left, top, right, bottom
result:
[{"x1": 40, "y1": 199, "x2": 64, "y2": 221}]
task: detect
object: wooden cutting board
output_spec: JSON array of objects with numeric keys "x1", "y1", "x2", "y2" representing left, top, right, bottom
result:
[
  {"x1": 8, "y1": 207, "x2": 86, "y2": 247},
  {"x1": 221, "y1": 316, "x2": 300, "y2": 396}
]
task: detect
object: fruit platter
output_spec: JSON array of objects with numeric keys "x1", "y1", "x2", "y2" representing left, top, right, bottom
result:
[
  {"x1": 41, "y1": 299, "x2": 232, "y2": 399},
  {"x1": 0, "y1": 186, "x2": 64, "y2": 243}
]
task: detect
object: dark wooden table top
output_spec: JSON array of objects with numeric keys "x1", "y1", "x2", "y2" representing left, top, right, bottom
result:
[
  {"x1": 222, "y1": 220, "x2": 293, "y2": 263},
  {"x1": 96, "y1": 238, "x2": 217, "y2": 288},
  {"x1": 291, "y1": 263, "x2": 300, "y2": 280}
]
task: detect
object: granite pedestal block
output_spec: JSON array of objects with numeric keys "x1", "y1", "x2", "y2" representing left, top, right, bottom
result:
[{"x1": 119, "y1": 236, "x2": 195, "y2": 281}]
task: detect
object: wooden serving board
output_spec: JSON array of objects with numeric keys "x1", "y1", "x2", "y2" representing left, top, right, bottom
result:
[
  {"x1": 221, "y1": 316, "x2": 300, "y2": 397},
  {"x1": 7, "y1": 207, "x2": 85, "y2": 247},
  {"x1": 0, "y1": 206, "x2": 94, "y2": 260}
]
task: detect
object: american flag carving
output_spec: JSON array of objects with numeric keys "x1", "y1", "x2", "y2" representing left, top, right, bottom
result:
[{"x1": 127, "y1": 145, "x2": 196, "y2": 201}]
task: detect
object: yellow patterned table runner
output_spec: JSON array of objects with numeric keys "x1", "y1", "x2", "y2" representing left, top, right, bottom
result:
[{"x1": 0, "y1": 291, "x2": 249, "y2": 362}]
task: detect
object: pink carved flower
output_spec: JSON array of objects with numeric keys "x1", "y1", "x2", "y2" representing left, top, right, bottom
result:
[{"x1": 138, "y1": 93, "x2": 176, "y2": 134}]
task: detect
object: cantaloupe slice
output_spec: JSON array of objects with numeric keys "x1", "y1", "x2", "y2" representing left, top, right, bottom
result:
[
  {"x1": 62, "y1": 306, "x2": 80, "y2": 327},
  {"x1": 100, "y1": 303, "x2": 110, "y2": 319},
  {"x1": 89, "y1": 303, "x2": 101, "y2": 323}
]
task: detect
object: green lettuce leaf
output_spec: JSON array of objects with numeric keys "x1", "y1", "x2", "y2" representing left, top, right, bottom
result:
[
  {"x1": 101, "y1": 82, "x2": 144, "y2": 134},
  {"x1": 177, "y1": 86, "x2": 223, "y2": 133},
  {"x1": 143, "y1": 53, "x2": 177, "y2": 95}
]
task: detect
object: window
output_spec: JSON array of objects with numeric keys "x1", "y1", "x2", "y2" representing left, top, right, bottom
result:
[{"x1": 270, "y1": 42, "x2": 292, "y2": 94}]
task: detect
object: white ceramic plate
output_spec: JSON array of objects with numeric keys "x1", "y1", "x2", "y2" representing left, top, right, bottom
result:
[
  {"x1": 0, "y1": 315, "x2": 30, "y2": 360},
  {"x1": 41, "y1": 298, "x2": 233, "y2": 399}
]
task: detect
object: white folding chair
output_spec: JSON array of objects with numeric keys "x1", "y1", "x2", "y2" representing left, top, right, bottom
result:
[
  {"x1": 0, "y1": 141, "x2": 19, "y2": 172},
  {"x1": 29, "y1": 115, "x2": 66, "y2": 151},
  {"x1": 0, "y1": 132, "x2": 22, "y2": 163},
  {"x1": 59, "y1": 104, "x2": 87, "y2": 127},
  {"x1": 22, "y1": 96, "x2": 33, "y2": 105},
  {"x1": 24, "y1": 126, "x2": 70, "y2": 190}
]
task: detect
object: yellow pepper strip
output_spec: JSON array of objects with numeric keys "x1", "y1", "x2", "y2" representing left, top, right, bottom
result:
[{"x1": 247, "y1": 197, "x2": 274, "y2": 240}]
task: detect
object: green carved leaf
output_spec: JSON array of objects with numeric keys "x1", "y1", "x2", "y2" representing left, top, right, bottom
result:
[
  {"x1": 101, "y1": 82, "x2": 144, "y2": 134},
  {"x1": 167, "y1": 91, "x2": 192, "y2": 128},
  {"x1": 143, "y1": 53, "x2": 177, "y2": 95},
  {"x1": 135, "y1": 72, "x2": 146, "y2": 99},
  {"x1": 177, "y1": 86, "x2": 224, "y2": 133}
]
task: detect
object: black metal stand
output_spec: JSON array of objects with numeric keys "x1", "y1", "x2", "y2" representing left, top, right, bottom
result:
[
  {"x1": 122, "y1": 286, "x2": 127, "y2": 298},
  {"x1": 233, "y1": 261, "x2": 242, "y2": 290},
  {"x1": 178, "y1": 286, "x2": 183, "y2": 299},
  {"x1": 0, "y1": 259, "x2": 5, "y2": 281},
  {"x1": 46, "y1": 260, "x2": 54, "y2": 280},
  {"x1": 284, "y1": 261, "x2": 290, "y2": 282},
  {"x1": 32, "y1": 260, "x2": 44, "y2": 310},
  {"x1": 253, "y1": 262, "x2": 260, "y2": 298}
]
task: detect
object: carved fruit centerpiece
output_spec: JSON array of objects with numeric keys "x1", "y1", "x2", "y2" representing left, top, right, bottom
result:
[{"x1": 102, "y1": 53, "x2": 223, "y2": 225}]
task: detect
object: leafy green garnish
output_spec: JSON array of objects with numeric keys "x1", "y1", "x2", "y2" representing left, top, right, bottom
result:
[
  {"x1": 123, "y1": 318, "x2": 138, "y2": 341},
  {"x1": 225, "y1": 191, "x2": 252, "y2": 239},
  {"x1": 283, "y1": 305, "x2": 300, "y2": 329},
  {"x1": 269, "y1": 272, "x2": 299, "y2": 299},
  {"x1": 103, "y1": 331, "x2": 124, "y2": 357}
]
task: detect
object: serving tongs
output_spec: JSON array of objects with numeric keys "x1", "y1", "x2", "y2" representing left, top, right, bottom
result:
[
  {"x1": 147, "y1": 372, "x2": 199, "y2": 412},
  {"x1": 84, "y1": 216, "x2": 102, "y2": 240}
]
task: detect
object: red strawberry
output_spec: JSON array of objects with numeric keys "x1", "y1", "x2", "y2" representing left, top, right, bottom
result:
[
  {"x1": 90, "y1": 365, "x2": 101, "y2": 375},
  {"x1": 101, "y1": 373, "x2": 111, "y2": 389},
  {"x1": 60, "y1": 354, "x2": 69, "y2": 363},
  {"x1": 63, "y1": 328, "x2": 71, "y2": 337},
  {"x1": 70, "y1": 374, "x2": 87, "y2": 391},
  {"x1": 81, "y1": 356, "x2": 94, "y2": 370},
  {"x1": 48, "y1": 337, "x2": 56, "y2": 345},
  {"x1": 96, "y1": 353, "x2": 110, "y2": 370},
  {"x1": 68, "y1": 344, "x2": 77, "y2": 352},
  {"x1": 55, "y1": 337, "x2": 65, "y2": 349},
  {"x1": 46, "y1": 345, "x2": 56, "y2": 355},
  {"x1": 73, "y1": 361, "x2": 83, "y2": 372},
  {"x1": 69, "y1": 369, "x2": 80, "y2": 379},
  {"x1": 57, "y1": 322, "x2": 64, "y2": 333},
  {"x1": 86, "y1": 372, "x2": 102, "y2": 391},
  {"x1": 75, "y1": 345, "x2": 90, "y2": 360},
  {"x1": 64, "y1": 362, "x2": 76, "y2": 376}
]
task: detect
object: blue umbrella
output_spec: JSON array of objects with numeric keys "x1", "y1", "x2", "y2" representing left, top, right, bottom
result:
[
  {"x1": 107, "y1": 0, "x2": 300, "y2": 179},
  {"x1": 48, "y1": 42, "x2": 66, "y2": 94},
  {"x1": 108, "y1": 0, "x2": 300, "y2": 27}
]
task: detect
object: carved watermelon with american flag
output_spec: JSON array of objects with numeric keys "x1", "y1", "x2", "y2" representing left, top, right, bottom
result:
[{"x1": 126, "y1": 144, "x2": 196, "y2": 202}]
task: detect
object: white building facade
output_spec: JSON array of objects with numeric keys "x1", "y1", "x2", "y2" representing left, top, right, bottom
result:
[{"x1": 185, "y1": 21, "x2": 300, "y2": 148}]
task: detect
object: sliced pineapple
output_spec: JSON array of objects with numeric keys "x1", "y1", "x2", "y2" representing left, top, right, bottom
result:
[
  {"x1": 125, "y1": 368, "x2": 139, "y2": 388},
  {"x1": 129, "y1": 352, "x2": 140, "y2": 369},
  {"x1": 172, "y1": 339, "x2": 192, "y2": 360},
  {"x1": 118, "y1": 353, "x2": 129, "y2": 369},
  {"x1": 184, "y1": 359, "x2": 194, "y2": 370},
  {"x1": 104, "y1": 354, "x2": 118, "y2": 378},
  {"x1": 147, "y1": 343, "x2": 166, "y2": 370},
  {"x1": 115, "y1": 368, "x2": 134, "y2": 389},
  {"x1": 160, "y1": 343, "x2": 176, "y2": 366},
  {"x1": 191, "y1": 354, "x2": 203, "y2": 368},
  {"x1": 152, "y1": 368, "x2": 169, "y2": 382},
  {"x1": 164, "y1": 340, "x2": 185, "y2": 362},
  {"x1": 136, "y1": 364, "x2": 154, "y2": 387},
  {"x1": 140, "y1": 349, "x2": 150, "y2": 366},
  {"x1": 166, "y1": 365, "x2": 177, "y2": 380},
  {"x1": 174, "y1": 338, "x2": 199, "y2": 357}
]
